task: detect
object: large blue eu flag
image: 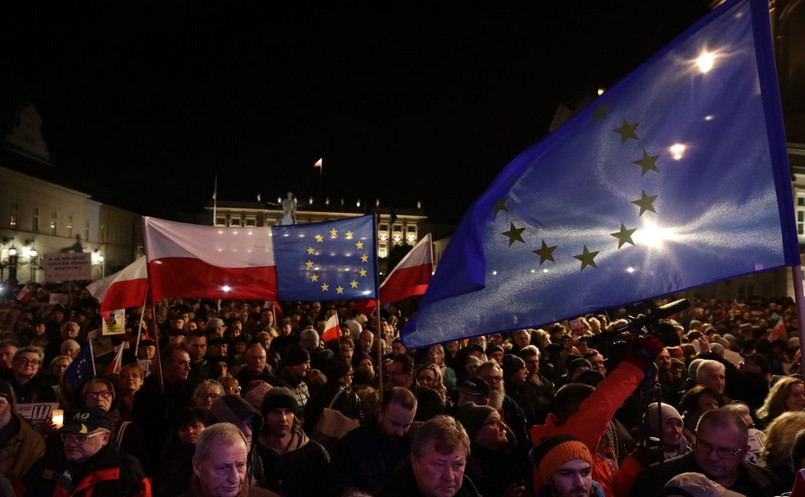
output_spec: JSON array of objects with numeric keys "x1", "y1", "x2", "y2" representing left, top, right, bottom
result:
[{"x1": 403, "y1": 0, "x2": 798, "y2": 348}]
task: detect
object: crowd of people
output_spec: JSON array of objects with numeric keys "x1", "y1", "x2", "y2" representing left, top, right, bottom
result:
[{"x1": 1, "y1": 279, "x2": 804, "y2": 497}]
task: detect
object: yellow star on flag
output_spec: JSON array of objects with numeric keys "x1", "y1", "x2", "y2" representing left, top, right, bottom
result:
[
  {"x1": 305, "y1": 260, "x2": 314, "y2": 269},
  {"x1": 361, "y1": 254, "x2": 369, "y2": 262},
  {"x1": 336, "y1": 286, "x2": 344, "y2": 294},
  {"x1": 359, "y1": 269, "x2": 367, "y2": 277},
  {"x1": 573, "y1": 246, "x2": 600, "y2": 270},
  {"x1": 315, "y1": 234, "x2": 324, "y2": 243},
  {"x1": 321, "y1": 283, "x2": 329, "y2": 292},
  {"x1": 310, "y1": 274, "x2": 319, "y2": 282},
  {"x1": 350, "y1": 280, "x2": 358, "y2": 288},
  {"x1": 356, "y1": 241, "x2": 364, "y2": 249},
  {"x1": 306, "y1": 247, "x2": 315, "y2": 255},
  {"x1": 346, "y1": 231, "x2": 354, "y2": 239},
  {"x1": 330, "y1": 229, "x2": 338, "y2": 237},
  {"x1": 613, "y1": 119, "x2": 639, "y2": 143}
]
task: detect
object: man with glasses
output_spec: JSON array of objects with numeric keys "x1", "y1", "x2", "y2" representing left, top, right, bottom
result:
[
  {"x1": 388, "y1": 353, "x2": 445, "y2": 421},
  {"x1": 0, "y1": 345, "x2": 57, "y2": 403},
  {"x1": 16, "y1": 406, "x2": 151, "y2": 496},
  {"x1": 631, "y1": 409, "x2": 786, "y2": 497},
  {"x1": 236, "y1": 343, "x2": 276, "y2": 387},
  {"x1": 477, "y1": 361, "x2": 529, "y2": 463}
]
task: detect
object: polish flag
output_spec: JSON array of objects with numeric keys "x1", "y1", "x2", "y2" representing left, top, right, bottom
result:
[
  {"x1": 105, "y1": 342, "x2": 127, "y2": 375},
  {"x1": 314, "y1": 158, "x2": 323, "y2": 168},
  {"x1": 322, "y1": 313, "x2": 340, "y2": 342},
  {"x1": 144, "y1": 217, "x2": 278, "y2": 302},
  {"x1": 86, "y1": 258, "x2": 149, "y2": 313},
  {"x1": 379, "y1": 233, "x2": 433, "y2": 304}
]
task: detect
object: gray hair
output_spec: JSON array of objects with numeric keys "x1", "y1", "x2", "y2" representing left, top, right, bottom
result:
[
  {"x1": 299, "y1": 328, "x2": 319, "y2": 348},
  {"x1": 13, "y1": 345, "x2": 44, "y2": 362},
  {"x1": 411, "y1": 415, "x2": 470, "y2": 459},
  {"x1": 696, "y1": 359, "x2": 725, "y2": 384},
  {"x1": 194, "y1": 379, "x2": 224, "y2": 398},
  {"x1": 194, "y1": 422, "x2": 247, "y2": 461}
]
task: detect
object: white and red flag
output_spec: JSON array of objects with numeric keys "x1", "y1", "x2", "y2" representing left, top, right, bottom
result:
[
  {"x1": 105, "y1": 342, "x2": 128, "y2": 375},
  {"x1": 144, "y1": 217, "x2": 278, "y2": 301},
  {"x1": 379, "y1": 233, "x2": 433, "y2": 304},
  {"x1": 314, "y1": 158, "x2": 323, "y2": 168},
  {"x1": 322, "y1": 313, "x2": 340, "y2": 342},
  {"x1": 352, "y1": 233, "x2": 433, "y2": 313},
  {"x1": 144, "y1": 215, "x2": 377, "y2": 302},
  {"x1": 86, "y1": 257, "x2": 148, "y2": 313}
]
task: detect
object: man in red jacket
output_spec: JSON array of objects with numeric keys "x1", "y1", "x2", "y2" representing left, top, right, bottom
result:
[
  {"x1": 16, "y1": 407, "x2": 152, "y2": 497},
  {"x1": 530, "y1": 335, "x2": 663, "y2": 497}
]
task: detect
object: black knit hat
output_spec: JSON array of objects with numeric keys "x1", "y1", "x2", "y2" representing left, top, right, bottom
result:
[
  {"x1": 283, "y1": 345, "x2": 310, "y2": 367},
  {"x1": 0, "y1": 379, "x2": 15, "y2": 405},
  {"x1": 502, "y1": 354, "x2": 526, "y2": 379},
  {"x1": 260, "y1": 387, "x2": 299, "y2": 416},
  {"x1": 456, "y1": 402, "x2": 497, "y2": 440}
]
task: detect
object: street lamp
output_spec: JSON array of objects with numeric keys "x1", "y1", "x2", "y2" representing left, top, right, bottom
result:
[{"x1": 7, "y1": 246, "x2": 18, "y2": 282}]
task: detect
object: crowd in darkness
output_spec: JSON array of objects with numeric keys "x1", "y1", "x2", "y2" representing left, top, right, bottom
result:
[{"x1": 1, "y1": 278, "x2": 805, "y2": 497}]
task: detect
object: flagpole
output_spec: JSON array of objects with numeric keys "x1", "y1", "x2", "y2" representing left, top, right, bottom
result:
[
  {"x1": 133, "y1": 298, "x2": 147, "y2": 359},
  {"x1": 212, "y1": 174, "x2": 218, "y2": 226},
  {"x1": 151, "y1": 303, "x2": 165, "y2": 393},
  {"x1": 88, "y1": 335, "x2": 96, "y2": 376},
  {"x1": 372, "y1": 211, "x2": 384, "y2": 398},
  {"x1": 792, "y1": 266, "x2": 805, "y2": 374}
]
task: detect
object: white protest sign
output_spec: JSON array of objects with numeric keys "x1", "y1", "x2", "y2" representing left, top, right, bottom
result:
[{"x1": 43, "y1": 252, "x2": 92, "y2": 282}]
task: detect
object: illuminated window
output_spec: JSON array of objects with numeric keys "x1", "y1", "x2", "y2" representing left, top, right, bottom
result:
[
  {"x1": 51, "y1": 212, "x2": 58, "y2": 234},
  {"x1": 32, "y1": 208, "x2": 39, "y2": 233},
  {"x1": 67, "y1": 215, "x2": 73, "y2": 237},
  {"x1": 798, "y1": 197, "x2": 805, "y2": 235}
]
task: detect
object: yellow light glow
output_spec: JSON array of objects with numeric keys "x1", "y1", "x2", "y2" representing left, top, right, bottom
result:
[
  {"x1": 704, "y1": 115, "x2": 714, "y2": 121},
  {"x1": 696, "y1": 51, "x2": 715, "y2": 73},
  {"x1": 633, "y1": 220, "x2": 676, "y2": 248},
  {"x1": 670, "y1": 143, "x2": 686, "y2": 160},
  {"x1": 597, "y1": 88, "x2": 605, "y2": 96},
  {"x1": 626, "y1": 267, "x2": 635, "y2": 273}
]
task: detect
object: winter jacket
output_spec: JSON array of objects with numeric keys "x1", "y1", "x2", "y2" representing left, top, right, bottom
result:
[
  {"x1": 255, "y1": 429, "x2": 329, "y2": 497},
  {"x1": 15, "y1": 441, "x2": 151, "y2": 497},
  {"x1": 631, "y1": 452, "x2": 787, "y2": 497},
  {"x1": 328, "y1": 420, "x2": 411, "y2": 497},
  {"x1": 377, "y1": 461, "x2": 481, "y2": 497},
  {"x1": 530, "y1": 360, "x2": 644, "y2": 497},
  {"x1": 0, "y1": 412, "x2": 45, "y2": 485}
]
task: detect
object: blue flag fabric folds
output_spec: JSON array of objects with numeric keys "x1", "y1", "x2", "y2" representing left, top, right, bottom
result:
[
  {"x1": 275, "y1": 215, "x2": 378, "y2": 301},
  {"x1": 403, "y1": 0, "x2": 798, "y2": 348},
  {"x1": 64, "y1": 344, "x2": 94, "y2": 392}
]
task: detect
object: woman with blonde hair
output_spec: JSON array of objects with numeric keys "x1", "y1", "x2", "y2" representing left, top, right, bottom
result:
[
  {"x1": 417, "y1": 361, "x2": 448, "y2": 405},
  {"x1": 762, "y1": 410, "x2": 805, "y2": 487},
  {"x1": 756, "y1": 376, "x2": 805, "y2": 426}
]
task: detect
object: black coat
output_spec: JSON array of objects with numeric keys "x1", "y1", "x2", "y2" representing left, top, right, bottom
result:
[
  {"x1": 631, "y1": 452, "x2": 787, "y2": 497},
  {"x1": 18, "y1": 440, "x2": 150, "y2": 497},
  {"x1": 256, "y1": 430, "x2": 329, "y2": 497},
  {"x1": 377, "y1": 461, "x2": 481, "y2": 497},
  {"x1": 328, "y1": 420, "x2": 410, "y2": 497}
]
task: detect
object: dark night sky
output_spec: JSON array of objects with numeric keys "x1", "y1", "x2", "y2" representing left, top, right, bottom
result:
[{"x1": 2, "y1": 2, "x2": 713, "y2": 223}]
